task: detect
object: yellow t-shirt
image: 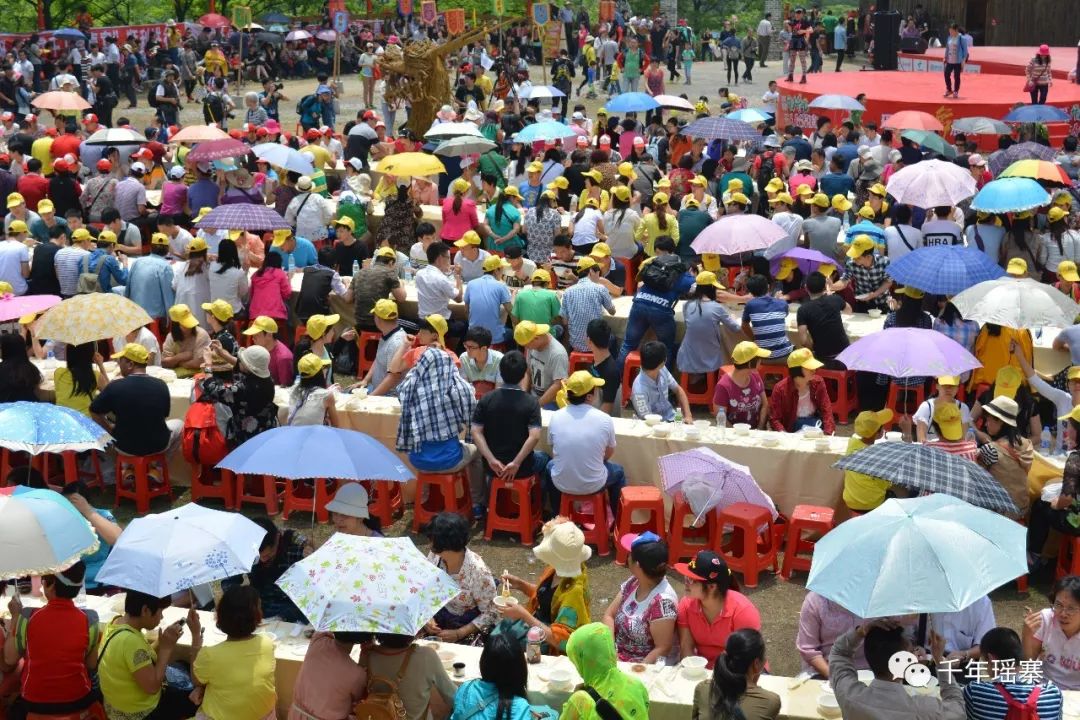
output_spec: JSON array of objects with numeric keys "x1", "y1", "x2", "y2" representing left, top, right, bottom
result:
[
  {"x1": 97, "y1": 622, "x2": 160, "y2": 715},
  {"x1": 474, "y1": 74, "x2": 493, "y2": 108},
  {"x1": 634, "y1": 210, "x2": 680, "y2": 256},
  {"x1": 52, "y1": 367, "x2": 100, "y2": 417},
  {"x1": 31, "y1": 136, "x2": 55, "y2": 176},
  {"x1": 842, "y1": 436, "x2": 891, "y2": 511},
  {"x1": 193, "y1": 634, "x2": 276, "y2": 720},
  {"x1": 576, "y1": 189, "x2": 610, "y2": 213},
  {"x1": 300, "y1": 144, "x2": 332, "y2": 171}
]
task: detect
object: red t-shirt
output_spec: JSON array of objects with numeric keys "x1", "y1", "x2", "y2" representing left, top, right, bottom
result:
[
  {"x1": 50, "y1": 134, "x2": 82, "y2": 160},
  {"x1": 15, "y1": 598, "x2": 100, "y2": 704},
  {"x1": 676, "y1": 591, "x2": 761, "y2": 668},
  {"x1": 712, "y1": 371, "x2": 766, "y2": 426},
  {"x1": 16, "y1": 174, "x2": 50, "y2": 214}
]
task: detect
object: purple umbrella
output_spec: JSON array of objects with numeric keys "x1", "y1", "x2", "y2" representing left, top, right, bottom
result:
[
  {"x1": 187, "y1": 139, "x2": 250, "y2": 162},
  {"x1": 0, "y1": 294, "x2": 61, "y2": 323},
  {"x1": 195, "y1": 204, "x2": 290, "y2": 231},
  {"x1": 988, "y1": 141, "x2": 1060, "y2": 177},
  {"x1": 657, "y1": 448, "x2": 777, "y2": 524},
  {"x1": 691, "y1": 214, "x2": 788, "y2": 255},
  {"x1": 770, "y1": 247, "x2": 838, "y2": 277},
  {"x1": 836, "y1": 327, "x2": 981, "y2": 378}
]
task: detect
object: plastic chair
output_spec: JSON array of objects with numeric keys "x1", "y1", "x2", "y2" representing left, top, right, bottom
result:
[
  {"x1": 679, "y1": 371, "x2": 718, "y2": 408},
  {"x1": 282, "y1": 478, "x2": 335, "y2": 522},
  {"x1": 413, "y1": 470, "x2": 473, "y2": 531},
  {"x1": 779, "y1": 505, "x2": 835, "y2": 580},
  {"x1": 613, "y1": 486, "x2": 666, "y2": 565},
  {"x1": 816, "y1": 369, "x2": 858, "y2": 424},
  {"x1": 484, "y1": 475, "x2": 542, "y2": 544},
  {"x1": 569, "y1": 351, "x2": 595, "y2": 372},
  {"x1": 621, "y1": 351, "x2": 642, "y2": 407},
  {"x1": 884, "y1": 382, "x2": 927, "y2": 429},
  {"x1": 114, "y1": 452, "x2": 172, "y2": 514},
  {"x1": 357, "y1": 331, "x2": 382, "y2": 374},
  {"x1": 717, "y1": 502, "x2": 780, "y2": 588},
  {"x1": 365, "y1": 480, "x2": 405, "y2": 527},
  {"x1": 235, "y1": 473, "x2": 282, "y2": 515},
  {"x1": 559, "y1": 489, "x2": 611, "y2": 556},
  {"x1": 667, "y1": 492, "x2": 718, "y2": 563},
  {"x1": 758, "y1": 364, "x2": 788, "y2": 389},
  {"x1": 615, "y1": 257, "x2": 635, "y2": 295},
  {"x1": 190, "y1": 465, "x2": 236, "y2": 509},
  {"x1": 1056, "y1": 536, "x2": 1080, "y2": 581},
  {"x1": 39, "y1": 451, "x2": 103, "y2": 491}
]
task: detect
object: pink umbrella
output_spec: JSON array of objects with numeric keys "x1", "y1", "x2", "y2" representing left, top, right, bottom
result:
[
  {"x1": 199, "y1": 13, "x2": 232, "y2": 28},
  {"x1": 187, "y1": 139, "x2": 250, "y2": 162},
  {"x1": 657, "y1": 448, "x2": 777, "y2": 524},
  {"x1": 285, "y1": 29, "x2": 312, "y2": 41},
  {"x1": 882, "y1": 110, "x2": 944, "y2": 133},
  {"x1": 315, "y1": 29, "x2": 337, "y2": 41},
  {"x1": 0, "y1": 294, "x2": 61, "y2": 323},
  {"x1": 690, "y1": 214, "x2": 788, "y2": 255}
]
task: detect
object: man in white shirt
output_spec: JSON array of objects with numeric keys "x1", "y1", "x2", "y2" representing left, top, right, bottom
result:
[
  {"x1": 540, "y1": 370, "x2": 625, "y2": 518},
  {"x1": 921, "y1": 206, "x2": 964, "y2": 247},
  {"x1": 414, "y1": 239, "x2": 463, "y2": 320},
  {"x1": 756, "y1": 13, "x2": 773, "y2": 67},
  {"x1": 765, "y1": 192, "x2": 803, "y2": 259},
  {"x1": 0, "y1": 220, "x2": 30, "y2": 295},
  {"x1": 761, "y1": 80, "x2": 780, "y2": 114},
  {"x1": 157, "y1": 214, "x2": 194, "y2": 260},
  {"x1": 883, "y1": 205, "x2": 925, "y2": 260}
]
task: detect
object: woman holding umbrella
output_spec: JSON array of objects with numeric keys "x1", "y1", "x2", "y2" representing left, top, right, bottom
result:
[{"x1": 975, "y1": 395, "x2": 1034, "y2": 519}]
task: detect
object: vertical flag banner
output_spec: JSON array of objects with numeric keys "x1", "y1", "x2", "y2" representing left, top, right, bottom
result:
[
  {"x1": 445, "y1": 8, "x2": 466, "y2": 34},
  {"x1": 493, "y1": 0, "x2": 504, "y2": 14},
  {"x1": 398, "y1": 0, "x2": 413, "y2": 15},
  {"x1": 531, "y1": 2, "x2": 550, "y2": 26},
  {"x1": 421, "y1": 0, "x2": 437, "y2": 24},
  {"x1": 599, "y1": 1, "x2": 614, "y2": 21}
]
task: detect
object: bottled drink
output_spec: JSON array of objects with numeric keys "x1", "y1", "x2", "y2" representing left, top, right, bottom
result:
[
  {"x1": 715, "y1": 408, "x2": 727, "y2": 439},
  {"x1": 673, "y1": 409, "x2": 683, "y2": 424},
  {"x1": 526, "y1": 626, "x2": 544, "y2": 663},
  {"x1": 352, "y1": 259, "x2": 360, "y2": 277},
  {"x1": 1041, "y1": 426, "x2": 1053, "y2": 452}
]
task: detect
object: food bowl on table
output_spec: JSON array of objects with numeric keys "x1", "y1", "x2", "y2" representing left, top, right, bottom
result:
[
  {"x1": 868, "y1": 308, "x2": 882, "y2": 318},
  {"x1": 643, "y1": 413, "x2": 663, "y2": 426},
  {"x1": 651, "y1": 423, "x2": 673, "y2": 438},
  {"x1": 630, "y1": 663, "x2": 647, "y2": 673},
  {"x1": 548, "y1": 667, "x2": 574, "y2": 690},
  {"x1": 815, "y1": 438, "x2": 833, "y2": 451},
  {"x1": 802, "y1": 426, "x2": 824, "y2": 438},
  {"x1": 693, "y1": 419, "x2": 712, "y2": 430},
  {"x1": 683, "y1": 426, "x2": 700, "y2": 440},
  {"x1": 760, "y1": 435, "x2": 780, "y2": 447},
  {"x1": 732, "y1": 423, "x2": 751, "y2": 436},
  {"x1": 438, "y1": 650, "x2": 455, "y2": 668},
  {"x1": 817, "y1": 691, "x2": 842, "y2": 718},
  {"x1": 681, "y1": 656, "x2": 709, "y2": 679},
  {"x1": 884, "y1": 431, "x2": 903, "y2": 442},
  {"x1": 492, "y1": 595, "x2": 519, "y2": 608}
]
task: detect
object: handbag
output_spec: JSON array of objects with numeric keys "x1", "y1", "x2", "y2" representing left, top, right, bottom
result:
[{"x1": 1023, "y1": 80, "x2": 1035, "y2": 93}]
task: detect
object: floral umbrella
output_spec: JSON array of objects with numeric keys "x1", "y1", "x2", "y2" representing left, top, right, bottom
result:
[
  {"x1": 277, "y1": 534, "x2": 459, "y2": 634},
  {"x1": 186, "y1": 138, "x2": 251, "y2": 162},
  {"x1": 34, "y1": 293, "x2": 152, "y2": 346}
]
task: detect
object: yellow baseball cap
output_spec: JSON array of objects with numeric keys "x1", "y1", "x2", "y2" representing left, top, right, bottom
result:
[
  {"x1": 690, "y1": 175, "x2": 708, "y2": 187},
  {"x1": 725, "y1": 178, "x2": 744, "y2": 192},
  {"x1": 701, "y1": 253, "x2": 721, "y2": 272},
  {"x1": 272, "y1": 228, "x2": 292, "y2": 247},
  {"x1": 151, "y1": 232, "x2": 171, "y2": 246},
  {"x1": 857, "y1": 204, "x2": 877, "y2": 219},
  {"x1": 334, "y1": 215, "x2": 355, "y2": 232},
  {"x1": 933, "y1": 403, "x2": 964, "y2": 441},
  {"x1": 37, "y1": 199, "x2": 54, "y2": 214},
  {"x1": 0, "y1": 281, "x2": 12, "y2": 294},
  {"x1": 531, "y1": 268, "x2": 551, "y2": 284},
  {"x1": 305, "y1": 313, "x2": 340, "y2": 340},
  {"x1": 18, "y1": 312, "x2": 37, "y2": 325},
  {"x1": 618, "y1": 162, "x2": 637, "y2": 181},
  {"x1": 811, "y1": 193, "x2": 830, "y2": 208},
  {"x1": 501, "y1": 185, "x2": 522, "y2": 199},
  {"x1": 541, "y1": 189, "x2": 558, "y2": 201},
  {"x1": 656, "y1": 178, "x2": 671, "y2": 189},
  {"x1": 201, "y1": 299, "x2": 235, "y2": 323},
  {"x1": 590, "y1": 242, "x2": 612, "y2": 258},
  {"x1": 769, "y1": 192, "x2": 794, "y2": 206},
  {"x1": 796, "y1": 183, "x2": 814, "y2": 196},
  {"x1": 243, "y1": 315, "x2": 279, "y2": 335},
  {"x1": 869, "y1": 183, "x2": 887, "y2": 197},
  {"x1": 652, "y1": 192, "x2": 669, "y2": 206},
  {"x1": 582, "y1": 169, "x2": 603, "y2": 183},
  {"x1": 787, "y1": 347, "x2": 823, "y2": 370},
  {"x1": 71, "y1": 228, "x2": 92, "y2": 243},
  {"x1": 936, "y1": 375, "x2": 960, "y2": 387},
  {"x1": 1069, "y1": 367, "x2": 1080, "y2": 382},
  {"x1": 854, "y1": 408, "x2": 893, "y2": 438},
  {"x1": 732, "y1": 341, "x2": 770, "y2": 365},
  {"x1": 527, "y1": 161, "x2": 544, "y2": 173},
  {"x1": 187, "y1": 237, "x2": 209, "y2": 254},
  {"x1": 896, "y1": 286, "x2": 924, "y2": 299},
  {"x1": 728, "y1": 192, "x2": 750, "y2": 206},
  {"x1": 514, "y1": 320, "x2": 550, "y2": 346},
  {"x1": 454, "y1": 230, "x2": 482, "y2": 248},
  {"x1": 374, "y1": 246, "x2": 397, "y2": 260},
  {"x1": 298, "y1": 353, "x2": 332, "y2": 378},
  {"x1": 694, "y1": 271, "x2": 725, "y2": 289},
  {"x1": 1054, "y1": 193, "x2": 1072, "y2": 207},
  {"x1": 847, "y1": 234, "x2": 876, "y2": 259},
  {"x1": 765, "y1": 178, "x2": 785, "y2": 193},
  {"x1": 1049, "y1": 207, "x2": 1069, "y2": 224},
  {"x1": 612, "y1": 185, "x2": 631, "y2": 202},
  {"x1": 96, "y1": 229, "x2": 117, "y2": 244},
  {"x1": 8, "y1": 220, "x2": 27, "y2": 234},
  {"x1": 483, "y1": 254, "x2": 511, "y2": 272},
  {"x1": 1006, "y1": 258, "x2": 1028, "y2": 277},
  {"x1": 6, "y1": 192, "x2": 24, "y2": 208},
  {"x1": 110, "y1": 342, "x2": 150, "y2": 364},
  {"x1": 1060, "y1": 260, "x2": 1080, "y2": 282},
  {"x1": 577, "y1": 256, "x2": 599, "y2": 272},
  {"x1": 168, "y1": 304, "x2": 199, "y2": 329},
  {"x1": 564, "y1": 370, "x2": 605, "y2": 397},
  {"x1": 775, "y1": 258, "x2": 798, "y2": 281},
  {"x1": 832, "y1": 194, "x2": 852, "y2": 212},
  {"x1": 818, "y1": 263, "x2": 837, "y2": 277},
  {"x1": 451, "y1": 177, "x2": 471, "y2": 194},
  {"x1": 683, "y1": 197, "x2": 700, "y2": 209},
  {"x1": 196, "y1": 206, "x2": 213, "y2": 219},
  {"x1": 995, "y1": 366, "x2": 1022, "y2": 399},
  {"x1": 373, "y1": 298, "x2": 399, "y2": 320},
  {"x1": 547, "y1": 176, "x2": 569, "y2": 190},
  {"x1": 420, "y1": 314, "x2": 448, "y2": 342},
  {"x1": 1061, "y1": 405, "x2": 1080, "y2": 423}
]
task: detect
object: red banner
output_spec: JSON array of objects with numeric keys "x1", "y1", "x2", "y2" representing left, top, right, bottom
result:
[
  {"x1": 0, "y1": 23, "x2": 168, "y2": 52},
  {"x1": 398, "y1": 0, "x2": 413, "y2": 15},
  {"x1": 599, "y1": 1, "x2": 614, "y2": 22},
  {"x1": 420, "y1": 0, "x2": 437, "y2": 25},
  {"x1": 445, "y1": 8, "x2": 465, "y2": 34}
]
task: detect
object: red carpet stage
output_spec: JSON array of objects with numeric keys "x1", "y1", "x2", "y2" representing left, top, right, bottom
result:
[
  {"x1": 898, "y1": 46, "x2": 1074, "y2": 80},
  {"x1": 776, "y1": 71, "x2": 1080, "y2": 147}
]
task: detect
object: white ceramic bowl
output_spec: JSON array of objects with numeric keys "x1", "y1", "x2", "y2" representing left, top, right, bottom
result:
[
  {"x1": 761, "y1": 436, "x2": 780, "y2": 447},
  {"x1": 492, "y1": 595, "x2": 519, "y2": 608},
  {"x1": 733, "y1": 423, "x2": 751, "y2": 435},
  {"x1": 885, "y1": 431, "x2": 903, "y2": 441},
  {"x1": 548, "y1": 668, "x2": 574, "y2": 690},
  {"x1": 683, "y1": 426, "x2": 700, "y2": 440},
  {"x1": 868, "y1": 308, "x2": 883, "y2": 318},
  {"x1": 693, "y1": 419, "x2": 712, "y2": 430},
  {"x1": 802, "y1": 427, "x2": 824, "y2": 438},
  {"x1": 644, "y1": 413, "x2": 663, "y2": 426},
  {"x1": 682, "y1": 656, "x2": 708, "y2": 678},
  {"x1": 652, "y1": 423, "x2": 672, "y2": 437},
  {"x1": 815, "y1": 438, "x2": 833, "y2": 451}
]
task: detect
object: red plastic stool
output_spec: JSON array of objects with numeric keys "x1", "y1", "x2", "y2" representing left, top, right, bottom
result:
[
  {"x1": 282, "y1": 478, "x2": 335, "y2": 522},
  {"x1": 39, "y1": 451, "x2": 103, "y2": 491},
  {"x1": 1056, "y1": 536, "x2": 1080, "y2": 580},
  {"x1": 717, "y1": 502, "x2": 780, "y2": 588},
  {"x1": 235, "y1": 473, "x2": 282, "y2": 515},
  {"x1": 884, "y1": 383, "x2": 927, "y2": 429},
  {"x1": 615, "y1": 257, "x2": 636, "y2": 295},
  {"x1": 412, "y1": 471, "x2": 473, "y2": 531},
  {"x1": 484, "y1": 475, "x2": 542, "y2": 544},
  {"x1": 365, "y1": 480, "x2": 404, "y2": 527},
  {"x1": 758, "y1": 364, "x2": 788, "y2": 388},
  {"x1": 114, "y1": 452, "x2": 172, "y2": 514},
  {"x1": 190, "y1": 466, "x2": 236, "y2": 509},
  {"x1": 816, "y1": 369, "x2": 858, "y2": 424},
  {"x1": 667, "y1": 492, "x2": 718, "y2": 563},
  {"x1": 621, "y1": 351, "x2": 642, "y2": 407},
  {"x1": 614, "y1": 486, "x2": 666, "y2": 565},
  {"x1": 559, "y1": 490, "x2": 611, "y2": 556},
  {"x1": 780, "y1": 505, "x2": 835, "y2": 579},
  {"x1": 357, "y1": 331, "x2": 382, "y2": 374},
  {"x1": 679, "y1": 371, "x2": 718, "y2": 407},
  {"x1": 569, "y1": 351, "x2": 595, "y2": 372}
]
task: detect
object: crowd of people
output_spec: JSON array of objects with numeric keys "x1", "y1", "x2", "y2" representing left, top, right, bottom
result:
[{"x1": 0, "y1": 3, "x2": 1078, "y2": 720}]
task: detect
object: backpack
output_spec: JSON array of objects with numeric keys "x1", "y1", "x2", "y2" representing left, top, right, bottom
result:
[
  {"x1": 995, "y1": 684, "x2": 1041, "y2": 720},
  {"x1": 353, "y1": 646, "x2": 415, "y2": 720},
  {"x1": 75, "y1": 253, "x2": 102, "y2": 294},
  {"x1": 639, "y1": 254, "x2": 686, "y2": 293},
  {"x1": 182, "y1": 400, "x2": 229, "y2": 467},
  {"x1": 757, "y1": 151, "x2": 778, "y2": 188},
  {"x1": 296, "y1": 93, "x2": 318, "y2": 118},
  {"x1": 202, "y1": 93, "x2": 225, "y2": 125},
  {"x1": 148, "y1": 83, "x2": 162, "y2": 107}
]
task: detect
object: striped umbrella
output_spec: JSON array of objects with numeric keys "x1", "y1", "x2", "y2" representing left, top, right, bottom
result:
[
  {"x1": 682, "y1": 116, "x2": 759, "y2": 141},
  {"x1": 195, "y1": 204, "x2": 290, "y2": 231},
  {"x1": 998, "y1": 159, "x2": 1073, "y2": 187}
]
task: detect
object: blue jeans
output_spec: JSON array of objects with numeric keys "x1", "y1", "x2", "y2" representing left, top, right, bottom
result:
[
  {"x1": 618, "y1": 302, "x2": 677, "y2": 372},
  {"x1": 535, "y1": 451, "x2": 625, "y2": 519}
]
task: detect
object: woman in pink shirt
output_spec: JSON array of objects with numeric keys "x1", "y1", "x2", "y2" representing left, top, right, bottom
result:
[
  {"x1": 1023, "y1": 575, "x2": 1080, "y2": 690},
  {"x1": 288, "y1": 632, "x2": 369, "y2": 720},
  {"x1": 796, "y1": 591, "x2": 864, "y2": 678},
  {"x1": 160, "y1": 167, "x2": 190, "y2": 217},
  {"x1": 247, "y1": 252, "x2": 292, "y2": 323},
  {"x1": 675, "y1": 550, "x2": 761, "y2": 668},
  {"x1": 440, "y1": 177, "x2": 480, "y2": 243}
]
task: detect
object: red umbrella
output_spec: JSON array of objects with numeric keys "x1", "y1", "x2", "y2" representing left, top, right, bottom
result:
[
  {"x1": 199, "y1": 13, "x2": 232, "y2": 28},
  {"x1": 186, "y1": 138, "x2": 250, "y2": 162},
  {"x1": 882, "y1": 110, "x2": 944, "y2": 133}
]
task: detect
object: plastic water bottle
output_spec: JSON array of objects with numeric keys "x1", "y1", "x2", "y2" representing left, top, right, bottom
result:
[
  {"x1": 673, "y1": 409, "x2": 683, "y2": 424},
  {"x1": 351, "y1": 259, "x2": 360, "y2": 277},
  {"x1": 1041, "y1": 426, "x2": 1053, "y2": 453},
  {"x1": 44, "y1": 340, "x2": 55, "y2": 360},
  {"x1": 715, "y1": 408, "x2": 727, "y2": 439}
]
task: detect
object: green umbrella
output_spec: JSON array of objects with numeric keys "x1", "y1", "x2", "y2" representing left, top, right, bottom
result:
[{"x1": 901, "y1": 129, "x2": 957, "y2": 159}]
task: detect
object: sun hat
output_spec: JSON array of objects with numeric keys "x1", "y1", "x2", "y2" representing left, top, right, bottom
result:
[
  {"x1": 324, "y1": 482, "x2": 370, "y2": 519},
  {"x1": 298, "y1": 353, "x2": 332, "y2": 379},
  {"x1": 373, "y1": 299, "x2": 399, "y2": 320},
  {"x1": 933, "y1": 403, "x2": 964, "y2": 441},
  {"x1": 1006, "y1": 257, "x2": 1028, "y2": 277},
  {"x1": 1059, "y1": 260, "x2": 1080, "y2": 282},
  {"x1": 673, "y1": 549, "x2": 731, "y2": 584},
  {"x1": 590, "y1": 242, "x2": 612, "y2": 258},
  {"x1": 306, "y1": 314, "x2": 340, "y2": 340},
  {"x1": 1038, "y1": 44, "x2": 1050, "y2": 56},
  {"x1": 514, "y1": 320, "x2": 550, "y2": 346},
  {"x1": 168, "y1": 304, "x2": 199, "y2": 329},
  {"x1": 238, "y1": 345, "x2": 271, "y2": 378},
  {"x1": 694, "y1": 271, "x2": 725, "y2": 289},
  {"x1": 787, "y1": 348, "x2": 824, "y2": 370},
  {"x1": 983, "y1": 395, "x2": 1019, "y2": 427},
  {"x1": 243, "y1": 316, "x2": 279, "y2": 336},
  {"x1": 111, "y1": 342, "x2": 150, "y2": 364},
  {"x1": 454, "y1": 230, "x2": 482, "y2": 248},
  {"x1": 296, "y1": 176, "x2": 313, "y2": 191},
  {"x1": 483, "y1": 254, "x2": 511, "y2": 273},
  {"x1": 994, "y1": 366, "x2": 1023, "y2": 399},
  {"x1": 7, "y1": 220, "x2": 27, "y2": 234},
  {"x1": 847, "y1": 234, "x2": 877, "y2": 259},
  {"x1": 533, "y1": 519, "x2": 591, "y2": 577},
  {"x1": 201, "y1": 299, "x2": 235, "y2": 323},
  {"x1": 451, "y1": 177, "x2": 470, "y2": 194},
  {"x1": 854, "y1": 409, "x2": 893, "y2": 438},
  {"x1": 732, "y1": 341, "x2": 770, "y2": 365},
  {"x1": 419, "y1": 315, "x2": 448, "y2": 344}
]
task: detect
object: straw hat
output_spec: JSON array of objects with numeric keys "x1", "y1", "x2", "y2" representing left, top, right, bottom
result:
[{"x1": 533, "y1": 519, "x2": 591, "y2": 577}]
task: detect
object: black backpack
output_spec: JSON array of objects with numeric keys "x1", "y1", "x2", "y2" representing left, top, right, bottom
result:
[
  {"x1": 640, "y1": 254, "x2": 686, "y2": 293},
  {"x1": 202, "y1": 93, "x2": 225, "y2": 125},
  {"x1": 147, "y1": 83, "x2": 162, "y2": 107},
  {"x1": 758, "y1": 151, "x2": 777, "y2": 187}
]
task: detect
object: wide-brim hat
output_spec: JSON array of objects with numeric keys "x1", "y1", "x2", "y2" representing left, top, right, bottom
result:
[
  {"x1": 533, "y1": 520, "x2": 591, "y2": 577},
  {"x1": 983, "y1": 395, "x2": 1019, "y2": 427}
]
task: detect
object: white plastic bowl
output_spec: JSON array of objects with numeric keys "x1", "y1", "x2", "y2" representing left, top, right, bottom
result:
[
  {"x1": 652, "y1": 423, "x2": 673, "y2": 437},
  {"x1": 644, "y1": 413, "x2": 663, "y2": 426},
  {"x1": 732, "y1": 423, "x2": 751, "y2": 435}
]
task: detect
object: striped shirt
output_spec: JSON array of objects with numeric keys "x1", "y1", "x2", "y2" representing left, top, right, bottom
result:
[
  {"x1": 53, "y1": 246, "x2": 90, "y2": 298},
  {"x1": 561, "y1": 276, "x2": 614, "y2": 352},
  {"x1": 742, "y1": 296, "x2": 794, "y2": 359},
  {"x1": 963, "y1": 680, "x2": 1062, "y2": 720}
]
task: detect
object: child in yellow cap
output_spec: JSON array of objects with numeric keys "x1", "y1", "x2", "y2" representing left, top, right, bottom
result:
[
  {"x1": 162, "y1": 304, "x2": 211, "y2": 378},
  {"x1": 199, "y1": 299, "x2": 239, "y2": 378},
  {"x1": 288, "y1": 353, "x2": 340, "y2": 427},
  {"x1": 913, "y1": 375, "x2": 970, "y2": 444},
  {"x1": 843, "y1": 409, "x2": 894, "y2": 512}
]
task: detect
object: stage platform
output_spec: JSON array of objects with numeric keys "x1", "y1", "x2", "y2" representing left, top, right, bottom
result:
[
  {"x1": 898, "y1": 46, "x2": 1074, "y2": 80},
  {"x1": 776, "y1": 71, "x2": 1080, "y2": 147}
]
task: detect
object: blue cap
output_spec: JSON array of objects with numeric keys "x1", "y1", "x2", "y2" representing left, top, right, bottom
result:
[
  {"x1": 316, "y1": 85, "x2": 333, "y2": 95},
  {"x1": 619, "y1": 530, "x2": 662, "y2": 553}
]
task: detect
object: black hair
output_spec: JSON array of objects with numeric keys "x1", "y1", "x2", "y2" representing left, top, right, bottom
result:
[
  {"x1": 553, "y1": 234, "x2": 572, "y2": 249},
  {"x1": 894, "y1": 204, "x2": 912, "y2": 225},
  {"x1": 692, "y1": 283, "x2": 717, "y2": 302},
  {"x1": 465, "y1": 325, "x2": 492, "y2": 348},
  {"x1": 630, "y1": 539, "x2": 669, "y2": 581},
  {"x1": 376, "y1": 632, "x2": 415, "y2": 648},
  {"x1": 0, "y1": 333, "x2": 40, "y2": 391},
  {"x1": 979, "y1": 627, "x2": 1022, "y2": 663},
  {"x1": 426, "y1": 241, "x2": 450, "y2": 265},
  {"x1": 479, "y1": 634, "x2": 529, "y2": 720},
  {"x1": 26, "y1": 158, "x2": 41, "y2": 173},
  {"x1": 317, "y1": 246, "x2": 335, "y2": 268},
  {"x1": 499, "y1": 350, "x2": 527, "y2": 385},
  {"x1": 865, "y1": 625, "x2": 906, "y2": 677},
  {"x1": 124, "y1": 590, "x2": 171, "y2": 617},
  {"x1": 504, "y1": 245, "x2": 523, "y2": 260},
  {"x1": 806, "y1": 271, "x2": 826, "y2": 294},
  {"x1": 640, "y1": 340, "x2": 667, "y2": 371},
  {"x1": 7, "y1": 465, "x2": 45, "y2": 488},
  {"x1": 416, "y1": 221, "x2": 436, "y2": 237},
  {"x1": 253, "y1": 516, "x2": 280, "y2": 551},
  {"x1": 216, "y1": 585, "x2": 261, "y2": 638},
  {"x1": 895, "y1": 294, "x2": 925, "y2": 327},
  {"x1": 423, "y1": 511, "x2": 470, "y2": 553},
  {"x1": 64, "y1": 342, "x2": 98, "y2": 399},
  {"x1": 101, "y1": 208, "x2": 120, "y2": 224},
  {"x1": 746, "y1": 274, "x2": 769, "y2": 298},
  {"x1": 44, "y1": 560, "x2": 86, "y2": 599},
  {"x1": 586, "y1": 318, "x2": 612, "y2": 349},
  {"x1": 215, "y1": 238, "x2": 241, "y2": 274},
  {"x1": 256, "y1": 251, "x2": 283, "y2": 275},
  {"x1": 939, "y1": 300, "x2": 963, "y2": 325},
  {"x1": 710, "y1": 629, "x2": 767, "y2": 720},
  {"x1": 654, "y1": 236, "x2": 676, "y2": 254}
]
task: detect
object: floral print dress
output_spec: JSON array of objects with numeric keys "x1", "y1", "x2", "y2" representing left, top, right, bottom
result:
[{"x1": 612, "y1": 577, "x2": 679, "y2": 663}]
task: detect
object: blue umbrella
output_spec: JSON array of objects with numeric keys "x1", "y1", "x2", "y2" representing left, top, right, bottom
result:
[
  {"x1": 1002, "y1": 104, "x2": 1070, "y2": 124},
  {"x1": 0, "y1": 488, "x2": 99, "y2": 580},
  {"x1": 0, "y1": 401, "x2": 112, "y2": 454},
  {"x1": 51, "y1": 28, "x2": 87, "y2": 41},
  {"x1": 603, "y1": 92, "x2": 660, "y2": 112},
  {"x1": 970, "y1": 177, "x2": 1052, "y2": 214},
  {"x1": 886, "y1": 245, "x2": 1006, "y2": 295},
  {"x1": 727, "y1": 108, "x2": 772, "y2": 124},
  {"x1": 512, "y1": 121, "x2": 577, "y2": 143},
  {"x1": 217, "y1": 426, "x2": 413, "y2": 482},
  {"x1": 682, "y1": 116, "x2": 759, "y2": 142},
  {"x1": 807, "y1": 494, "x2": 1026, "y2": 616}
]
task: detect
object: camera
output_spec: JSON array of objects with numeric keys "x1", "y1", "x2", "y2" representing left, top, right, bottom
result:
[{"x1": 274, "y1": 82, "x2": 283, "y2": 91}]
